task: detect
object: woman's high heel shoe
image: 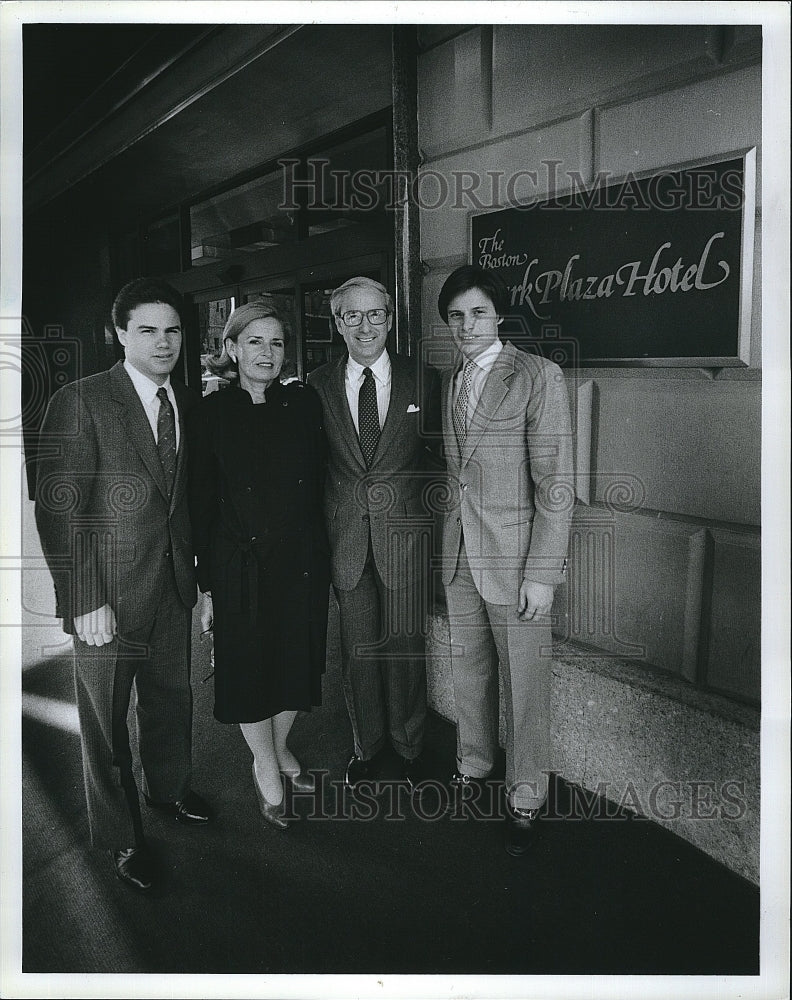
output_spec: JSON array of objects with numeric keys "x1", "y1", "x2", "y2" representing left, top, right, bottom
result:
[
  {"x1": 252, "y1": 764, "x2": 290, "y2": 829},
  {"x1": 280, "y1": 766, "x2": 315, "y2": 794}
]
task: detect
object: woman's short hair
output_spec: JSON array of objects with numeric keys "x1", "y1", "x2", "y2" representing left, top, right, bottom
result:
[
  {"x1": 206, "y1": 298, "x2": 291, "y2": 380},
  {"x1": 112, "y1": 277, "x2": 184, "y2": 330},
  {"x1": 437, "y1": 265, "x2": 509, "y2": 323},
  {"x1": 330, "y1": 276, "x2": 393, "y2": 319}
]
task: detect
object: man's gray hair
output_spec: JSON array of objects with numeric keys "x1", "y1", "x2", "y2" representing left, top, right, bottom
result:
[{"x1": 330, "y1": 276, "x2": 394, "y2": 318}]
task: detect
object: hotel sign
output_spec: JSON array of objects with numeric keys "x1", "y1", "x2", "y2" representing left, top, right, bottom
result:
[{"x1": 470, "y1": 153, "x2": 755, "y2": 366}]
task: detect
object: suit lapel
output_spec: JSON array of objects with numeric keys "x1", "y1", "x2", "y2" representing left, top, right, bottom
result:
[
  {"x1": 108, "y1": 362, "x2": 170, "y2": 501},
  {"x1": 443, "y1": 367, "x2": 462, "y2": 468},
  {"x1": 326, "y1": 355, "x2": 367, "y2": 469},
  {"x1": 171, "y1": 380, "x2": 191, "y2": 510},
  {"x1": 460, "y1": 341, "x2": 516, "y2": 466},
  {"x1": 372, "y1": 357, "x2": 411, "y2": 465}
]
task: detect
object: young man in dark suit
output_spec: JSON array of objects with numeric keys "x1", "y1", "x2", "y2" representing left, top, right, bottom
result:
[
  {"x1": 35, "y1": 278, "x2": 212, "y2": 893},
  {"x1": 309, "y1": 277, "x2": 439, "y2": 792}
]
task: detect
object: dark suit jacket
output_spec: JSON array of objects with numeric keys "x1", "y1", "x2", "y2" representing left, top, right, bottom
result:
[
  {"x1": 308, "y1": 353, "x2": 440, "y2": 591},
  {"x1": 35, "y1": 360, "x2": 198, "y2": 634}
]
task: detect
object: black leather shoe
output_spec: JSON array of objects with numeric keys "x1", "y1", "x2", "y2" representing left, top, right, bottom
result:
[
  {"x1": 344, "y1": 747, "x2": 388, "y2": 790},
  {"x1": 145, "y1": 789, "x2": 213, "y2": 825},
  {"x1": 400, "y1": 753, "x2": 432, "y2": 794},
  {"x1": 111, "y1": 846, "x2": 156, "y2": 893},
  {"x1": 505, "y1": 806, "x2": 540, "y2": 856}
]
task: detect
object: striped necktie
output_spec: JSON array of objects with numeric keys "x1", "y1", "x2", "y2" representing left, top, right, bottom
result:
[
  {"x1": 453, "y1": 361, "x2": 475, "y2": 446},
  {"x1": 156, "y1": 387, "x2": 177, "y2": 494}
]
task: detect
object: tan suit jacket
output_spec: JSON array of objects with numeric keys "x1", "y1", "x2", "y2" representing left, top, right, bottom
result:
[{"x1": 441, "y1": 340, "x2": 574, "y2": 605}]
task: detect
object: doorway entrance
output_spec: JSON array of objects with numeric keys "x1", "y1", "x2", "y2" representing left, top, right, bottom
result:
[
  {"x1": 186, "y1": 250, "x2": 391, "y2": 394},
  {"x1": 164, "y1": 114, "x2": 395, "y2": 393}
]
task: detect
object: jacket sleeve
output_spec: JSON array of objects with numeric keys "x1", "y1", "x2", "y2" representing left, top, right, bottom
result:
[
  {"x1": 34, "y1": 383, "x2": 107, "y2": 626},
  {"x1": 186, "y1": 399, "x2": 218, "y2": 594},
  {"x1": 523, "y1": 360, "x2": 575, "y2": 587}
]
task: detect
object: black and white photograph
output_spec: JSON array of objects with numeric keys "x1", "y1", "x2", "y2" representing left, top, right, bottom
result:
[{"x1": 0, "y1": 2, "x2": 789, "y2": 998}]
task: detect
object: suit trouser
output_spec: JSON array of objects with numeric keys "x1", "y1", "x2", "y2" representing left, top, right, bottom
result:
[
  {"x1": 334, "y1": 550, "x2": 427, "y2": 761},
  {"x1": 445, "y1": 542, "x2": 551, "y2": 812},
  {"x1": 72, "y1": 563, "x2": 193, "y2": 849}
]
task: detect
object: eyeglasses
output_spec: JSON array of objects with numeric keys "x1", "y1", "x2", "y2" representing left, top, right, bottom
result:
[{"x1": 339, "y1": 309, "x2": 388, "y2": 327}]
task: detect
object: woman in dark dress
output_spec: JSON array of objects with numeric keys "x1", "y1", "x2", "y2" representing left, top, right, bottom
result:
[{"x1": 188, "y1": 300, "x2": 329, "y2": 828}]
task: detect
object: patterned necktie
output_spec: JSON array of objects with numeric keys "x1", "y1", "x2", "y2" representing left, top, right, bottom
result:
[
  {"x1": 358, "y1": 367, "x2": 381, "y2": 468},
  {"x1": 453, "y1": 361, "x2": 475, "y2": 446},
  {"x1": 156, "y1": 387, "x2": 177, "y2": 494}
]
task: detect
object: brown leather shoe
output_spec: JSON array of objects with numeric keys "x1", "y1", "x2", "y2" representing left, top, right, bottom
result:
[
  {"x1": 505, "y1": 806, "x2": 540, "y2": 856},
  {"x1": 446, "y1": 770, "x2": 492, "y2": 815},
  {"x1": 111, "y1": 846, "x2": 156, "y2": 893}
]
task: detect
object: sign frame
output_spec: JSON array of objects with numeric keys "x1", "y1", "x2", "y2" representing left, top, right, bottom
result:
[{"x1": 467, "y1": 148, "x2": 757, "y2": 368}]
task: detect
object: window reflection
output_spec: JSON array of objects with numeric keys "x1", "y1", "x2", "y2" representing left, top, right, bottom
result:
[
  {"x1": 190, "y1": 169, "x2": 296, "y2": 267},
  {"x1": 198, "y1": 296, "x2": 235, "y2": 395},
  {"x1": 304, "y1": 126, "x2": 390, "y2": 237}
]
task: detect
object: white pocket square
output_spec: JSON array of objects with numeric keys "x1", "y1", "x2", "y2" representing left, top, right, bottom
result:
[{"x1": 407, "y1": 404, "x2": 420, "y2": 412}]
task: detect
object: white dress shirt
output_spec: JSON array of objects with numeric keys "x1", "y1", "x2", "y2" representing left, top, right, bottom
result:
[
  {"x1": 453, "y1": 338, "x2": 503, "y2": 428},
  {"x1": 345, "y1": 351, "x2": 392, "y2": 433},
  {"x1": 124, "y1": 360, "x2": 180, "y2": 448}
]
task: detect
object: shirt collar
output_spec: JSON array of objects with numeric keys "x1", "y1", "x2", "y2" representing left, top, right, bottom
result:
[
  {"x1": 346, "y1": 350, "x2": 391, "y2": 384},
  {"x1": 124, "y1": 359, "x2": 172, "y2": 403},
  {"x1": 459, "y1": 338, "x2": 503, "y2": 376}
]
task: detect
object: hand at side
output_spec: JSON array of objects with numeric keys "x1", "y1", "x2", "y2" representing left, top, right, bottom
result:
[{"x1": 74, "y1": 604, "x2": 117, "y2": 646}]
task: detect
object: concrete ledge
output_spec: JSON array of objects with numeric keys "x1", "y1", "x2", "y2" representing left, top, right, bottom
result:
[{"x1": 426, "y1": 614, "x2": 760, "y2": 885}]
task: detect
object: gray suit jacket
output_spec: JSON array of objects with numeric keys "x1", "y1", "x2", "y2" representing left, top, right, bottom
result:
[
  {"x1": 309, "y1": 353, "x2": 439, "y2": 591},
  {"x1": 441, "y1": 340, "x2": 574, "y2": 604},
  {"x1": 35, "y1": 360, "x2": 197, "y2": 633}
]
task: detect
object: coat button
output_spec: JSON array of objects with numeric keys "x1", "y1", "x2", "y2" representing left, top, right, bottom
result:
[
  {"x1": 362, "y1": 514, "x2": 369, "y2": 521},
  {"x1": 303, "y1": 571, "x2": 309, "y2": 578},
  {"x1": 298, "y1": 479, "x2": 303, "y2": 485},
  {"x1": 456, "y1": 517, "x2": 461, "y2": 525}
]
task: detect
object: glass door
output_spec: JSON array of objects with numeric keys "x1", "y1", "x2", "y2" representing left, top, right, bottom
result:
[
  {"x1": 189, "y1": 285, "x2": 237, "y2": 395},
  {"x1": 241, "y1": 252, "x2": 390, "y2": 381},
  {"x1": 178, "y1": 251, "x2": 392, "y2": 390}
]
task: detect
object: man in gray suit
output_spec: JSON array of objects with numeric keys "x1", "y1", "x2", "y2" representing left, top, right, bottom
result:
[
  {"x1": 35, "y1": 278, "x2": 212, "y2": 894},
  {"x1": 437, "y1": 265, "x2": 574, "y2": 855},
  {"x1": 309, "y1": 277, "x2": 439, "y2": 791}
]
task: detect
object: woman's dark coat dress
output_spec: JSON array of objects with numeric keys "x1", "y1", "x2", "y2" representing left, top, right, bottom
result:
[{"x1": 188, "y1": 380, "x2": 330, "y2": 723}]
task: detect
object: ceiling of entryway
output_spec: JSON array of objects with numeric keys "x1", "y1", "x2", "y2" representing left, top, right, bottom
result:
[{"x1": 23, "y1": 23, "x2": 393, "y2": 228}]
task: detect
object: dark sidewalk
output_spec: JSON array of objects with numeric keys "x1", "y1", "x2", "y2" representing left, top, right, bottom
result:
[{"x1": 20, "y1": 594, "x2": 759, "y2": 976}]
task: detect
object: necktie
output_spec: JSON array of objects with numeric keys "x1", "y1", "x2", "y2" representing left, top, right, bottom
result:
[
  {"x1": 358, "y1": 367, "x2": 381, "y2": 467},
  {"x1": 453, "y1": 361, "x2": 475, "y2": 446},
  {"x1": 156, "y1": 387, "x2": 177, "y2": 494}
]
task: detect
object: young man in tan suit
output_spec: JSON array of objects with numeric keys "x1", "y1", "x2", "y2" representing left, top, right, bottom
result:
[{"x1": 438, "y1": 265, "x2": 574, "y2": 855}]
